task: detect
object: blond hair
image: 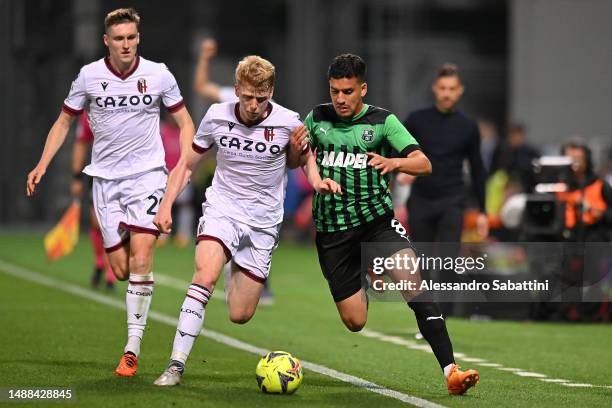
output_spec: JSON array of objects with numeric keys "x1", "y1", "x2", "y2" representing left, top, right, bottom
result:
[
  {"x1": 104, "y1": 8, "x2": 140, "y2": 32},
  {"x1": 235, "y1": 56, "x2": 275, "y2": 91}
]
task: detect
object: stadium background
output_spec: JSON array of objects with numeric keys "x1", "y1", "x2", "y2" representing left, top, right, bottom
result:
[
  {"x1": 2, "y1": 0, "x2": 611, "y2": 223},
  {"x1": 1, "y1": 1, "x2": 611, "y2": 407}
]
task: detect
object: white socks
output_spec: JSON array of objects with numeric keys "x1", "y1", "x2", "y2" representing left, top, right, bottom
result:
[
  {"x1": 124, "y1": 273, "x2": 154, "y2": 355},
  {"x1": 444, "y1": 363, "x2": 455, "y2": 378},
  {"x1": 170, "y1": 284, "x2": 211, "y2": 364}
]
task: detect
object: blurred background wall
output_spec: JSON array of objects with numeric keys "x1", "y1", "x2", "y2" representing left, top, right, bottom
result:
[{"x1": 0, "y1": 0, "x2": 610, "y2": 224}]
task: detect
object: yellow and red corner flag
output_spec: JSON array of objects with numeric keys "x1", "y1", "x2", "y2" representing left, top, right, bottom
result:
[{"x1": 44, "y1": 201, "x2": 81, "y2": 261}]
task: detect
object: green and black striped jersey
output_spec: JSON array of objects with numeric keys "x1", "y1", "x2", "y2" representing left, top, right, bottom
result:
[{"x1": 304, "y1": 103, "x2": 420, "y2": 232}]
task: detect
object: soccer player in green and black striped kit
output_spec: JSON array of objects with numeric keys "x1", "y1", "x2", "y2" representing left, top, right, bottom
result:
[{"x1": 292, "y1": 54, "x2": 479, "y2": 395}]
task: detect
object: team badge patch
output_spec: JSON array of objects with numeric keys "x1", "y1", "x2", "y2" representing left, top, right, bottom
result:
[
  {"x1": 362, "y1": 128, "x2": 374, "y2": 143},
  {"x1": 264, "y1": 127, "x2": 275, "y2": 142},
  {"x1": 137, "y1": 78, "x2": 148, "y2": 94}
]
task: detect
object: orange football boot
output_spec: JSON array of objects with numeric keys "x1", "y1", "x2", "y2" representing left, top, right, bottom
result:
[
  {"x1": 446, "y1": 364, "x2": 479, "y2": 395},
  {"x1": 115, "y1": 352, "x2": 139, "y2": 377}
]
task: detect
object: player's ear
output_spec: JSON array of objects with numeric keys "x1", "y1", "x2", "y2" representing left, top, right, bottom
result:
[
  {"x1": 136, "y1": 32, "x2": 140, "y2": 45},
  {"x1": 234, "y1": 84, "x2": 240, "y2": 98},
  {"x1": 457, "y1": 83, "x2": 465, "y2": 97},
  {"x1": 269, "y1": 86, "x2": 274, "y2": 100},
  {"x1": 360, "y1": 82, "x2": 367, "y2": 98},
  {"x1": 103, "y1": 34, "x2": 109, "y2": 47}
]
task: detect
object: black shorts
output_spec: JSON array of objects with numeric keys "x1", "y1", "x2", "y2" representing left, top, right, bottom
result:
[{"x1": 315, "y1": 213, "x2": 416, "y2": 303}]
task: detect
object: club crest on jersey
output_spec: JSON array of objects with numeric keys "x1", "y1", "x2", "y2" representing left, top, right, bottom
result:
[
  {"x1": 362, "y1": 128, "x2": 375, "y2": 143},
  {"x1": 264, "y1": 126, "x2": 275, "y2": 142},
  {"x1": 137, "y1": 78, "x2": 148, "y2": 94},
  {"x1": 228, "y1": 122, "x2": 236, "y2": 131}
]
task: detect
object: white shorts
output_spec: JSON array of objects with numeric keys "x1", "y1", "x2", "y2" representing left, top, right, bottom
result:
[
  {"x1": 196, "y1": 203, "x2": 280, "y2": 282},
  {"x1": 92, "y1": 168, "x2": 167, "y2": 251}
]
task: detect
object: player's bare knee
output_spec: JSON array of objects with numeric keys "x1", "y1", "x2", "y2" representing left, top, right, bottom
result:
[
  {"x1": 229, "y1": 308, "x2": 255, "y2": 324},
  {"x1": 114, "y1": 269, "x2": 129, "y2": 281},
  {"x1": 342, "y1": 315, "x2": 367, "y2": 332},
  {"x1": 344, "y1": 320, "x2": 366, "y2": 332},
  {"x1": 109, "y1": 262, "x2": 129, "y2": 280}
]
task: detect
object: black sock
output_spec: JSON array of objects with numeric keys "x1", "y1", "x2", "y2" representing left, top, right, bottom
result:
[{"x1": 408, "y1": 297, "x2": 454, "y2": 370}]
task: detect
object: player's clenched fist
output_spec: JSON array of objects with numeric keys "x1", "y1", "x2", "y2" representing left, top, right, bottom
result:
[
  {"x1": 26, "y1": 166, "x2": 46, "y2": 197},
  {"x1": 153, "y1": 207, "x2": 173, "y2": 234}
]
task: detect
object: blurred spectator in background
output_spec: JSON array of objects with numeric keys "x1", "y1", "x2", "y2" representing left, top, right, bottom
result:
[
  {"x1": 491, "y1": 122, "x2": 540, "y2": 193},
  {"x1": 157, "y1": 113, "x2": 195, "y2": 248},
  {"x1": 71, "y1": 114, "x2": 116, "y2": 290},
  {"x1": 403, "y1": 63, "x2": 488, "y2": 242},
  {"x1": 557, "y1": 139, "x2": 612, "y2": 242},
  {"x1": 478, "y1": 119, "x2": 499, "y2": 173},
  {"x1": 194, "y1": 38, "x2": 238, "y2": 103}
]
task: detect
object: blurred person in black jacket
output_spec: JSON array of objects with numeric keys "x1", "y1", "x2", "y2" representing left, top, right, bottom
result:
[
  {"x1": 491, "y1": 123, "x2": 540, "y2": 193},
  {"x1": 403, "y1": 64, "x2": 488, "y2": 243}
]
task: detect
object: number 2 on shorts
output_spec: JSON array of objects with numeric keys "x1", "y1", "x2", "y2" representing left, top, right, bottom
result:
[{"x1": 146, "y1": 194, "x2": 161, "y2": 215}]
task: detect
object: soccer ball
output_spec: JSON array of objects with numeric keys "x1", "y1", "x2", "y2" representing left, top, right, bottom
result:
[{"x1": 255, "y1": 351, "x2": 303, "y2": 394}]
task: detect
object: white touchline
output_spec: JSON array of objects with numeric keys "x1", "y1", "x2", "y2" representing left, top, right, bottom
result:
[
  {"x1": 0, "y1": 259, "x2": 447, "y2": 408},
  {"x1": 359, "y1": 329, "x2": 611, "y2": 389}
]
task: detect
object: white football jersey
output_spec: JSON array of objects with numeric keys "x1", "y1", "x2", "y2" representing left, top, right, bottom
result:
[
  {"x1": 193, "y1": 102, "x2": 302, "y2": 228},
  {"x1": 63, "y1": 56, "x2": 185, "y2": 180}
]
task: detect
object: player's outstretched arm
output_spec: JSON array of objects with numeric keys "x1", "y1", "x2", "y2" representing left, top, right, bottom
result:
[
  {"x1": 154, "y1": 147, "x2": 202, "y2": 234},
  {"x1": 27, "y1": 111, "x2": 76, "y2": 197},
  {"x1": 193, "y1": 38, "x2": 222, "y2": 102},
  {"x1": 301, "y1": 153, "x2": 342, "y2": 195},
  {"x1": 366, "y1": 149, "x2": 432, "y2": 176}
]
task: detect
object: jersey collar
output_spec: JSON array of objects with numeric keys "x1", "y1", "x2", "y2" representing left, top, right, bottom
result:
[
  {"x1": 351, "y1": 104, "x2": 369, "y2": 121},
  {"x1": 104, "y1": 55, "x2": 140, "y2": 80},
  {"x1": 339, "y1": 103, "x2": 369, "y2": 123},
  {"x1": 234, "y1": 102, "x2": 273, "y2": 127}
]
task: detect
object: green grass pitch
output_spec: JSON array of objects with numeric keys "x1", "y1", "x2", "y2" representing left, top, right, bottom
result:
[{"x1": 0, "y1": 233, "x2": 610, "y2": 407}]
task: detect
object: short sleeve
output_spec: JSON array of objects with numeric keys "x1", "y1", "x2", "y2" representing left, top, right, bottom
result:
[
  {"x1": 219, "y1": 86, "x2": 238, "y2": 103},
  {"x1": 192, "y1": 107, "x2": 215, "y2": 154},
  {"x1": 63, "y1": 68, "x2": 87, "y2": 116},
  {"x1": 76, "y1": 113, "x2": 94, "y2": 143},
  {"x1": 384, "y1": 114, "x2": 420, "y2": 156},
  {"x1": 303, "y1": 111, "x2": 318, "y2": 149},
  {"x1": 160, "y1": 64, "x2": 185, "y2": 113}
]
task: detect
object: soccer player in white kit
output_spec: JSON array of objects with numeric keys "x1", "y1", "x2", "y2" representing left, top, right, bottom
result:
[
  {"x1": 194, "y1": 37, "x2": 279, "y2": 305},
  {"x1": 26, "y1": 8, "x2": 195, "y2": 377},
  {"x1": 153, "y1": 55, "x2": 340, "y2": 386}
]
